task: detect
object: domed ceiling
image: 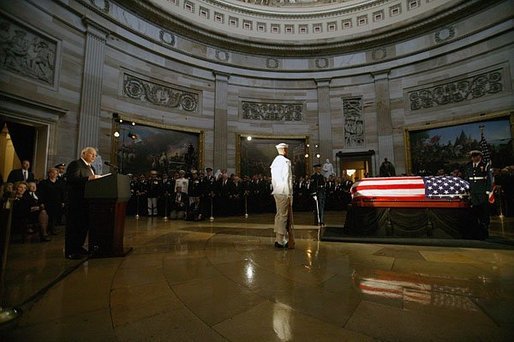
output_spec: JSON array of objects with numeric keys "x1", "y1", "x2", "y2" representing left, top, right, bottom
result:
[{"x1": 116, "y1": 0, "x2": 492, "y2": 56}]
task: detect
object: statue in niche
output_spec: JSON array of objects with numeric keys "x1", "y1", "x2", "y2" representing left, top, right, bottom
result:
[{"x1": 322, "y1": 159, "x2": 335, "y2": 179}]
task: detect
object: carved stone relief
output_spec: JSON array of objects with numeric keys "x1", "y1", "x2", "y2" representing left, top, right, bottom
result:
[
  {"x1": 372, "y1": 48, "x2": 386, "y2": 60},
  {"x1": 123, "y1": 74, "x2": 199, "y2": 112},
  {"x1": 342, "y1": 97, "x2": 364, "y2": 147},
  {"x1": 159, "y1": 30, "x2": 175, "y2": 46},
  {"x1": 215, "y1": 50, "x2": 229, "y2": 61},
  {"x1": 266, "y1": 58, "x2": 279, "y2": 69},
  {"x1": 408, "y1": 69, "x2": 503, "y2": 111},
  {"x1": 0, "y1": 14, "x2": 57, "y2": 86},
  {"x1": 241, "y1": 101, "x2": 303, "y2": 121},
  {"x1": 434, "y1": 26, "x2": 455, "y2": 43},
  {"x1": 89, "y1": 0, "x2": 110, "y2": 13},
  {"x1": 315, "y1": 57, "x2": 329, "y2": 69}
]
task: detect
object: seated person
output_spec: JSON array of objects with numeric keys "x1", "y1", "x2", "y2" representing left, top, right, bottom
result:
[
  {"x1": 1, "y1": 182, "x2": 14, "y2": 207},
  {"x1": 12, "y1": 182, "x2": 31, "y2": 238},
  {"x1": 169, "y1": 186, "x2": 188, "y2": 220},
  {"x1": 186, "y1": 196, "x2": 203, "y2": 221},
  {"x1": 26, "y1": 181, "x2": 50, "y2": 241}
]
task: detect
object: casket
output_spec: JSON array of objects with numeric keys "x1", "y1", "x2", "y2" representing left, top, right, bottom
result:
[
  {"x1": 351, "y1": 176, "x2": 470, "y2": 208},
  {"x1": 344, "y1": 176, "x2": 480, "y2": 239}
]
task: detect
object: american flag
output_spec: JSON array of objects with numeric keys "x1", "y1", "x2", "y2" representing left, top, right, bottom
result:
[
  {"x1": 351, "y1": 176, "x2": 470, "y2": 201},
  {"x1": 479, "y1": 126, "x2": 495, "y2": 203},
  {"x1": 479, "y1": 129, "x2": 492, "y2": 169}
]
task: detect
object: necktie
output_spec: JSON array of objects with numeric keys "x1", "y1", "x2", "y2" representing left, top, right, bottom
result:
[
  {"x1": 87, "y1": 164, "x2": 94, "y2": 176},
  {"x1": 23, "y1": 170, "x2": 27, "y2": 180}
]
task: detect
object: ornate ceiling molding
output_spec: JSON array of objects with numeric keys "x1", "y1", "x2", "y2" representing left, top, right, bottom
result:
[{"x1": 114, "y1": 0, "x2": 498, "y2": 56}]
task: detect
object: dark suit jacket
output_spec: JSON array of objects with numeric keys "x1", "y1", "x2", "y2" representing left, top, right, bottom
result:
[
  {"x1": 65, "y1": 158, "x2": 95, "y2": 209},
  {"x1": 171, "y1": 191, "x2": 189, "y2": 211},
  {"x1": 7, "y1": 168, "x2": 35, "y2": 183},
  {"x1": 37, "y1": 178, "x2": 65, "y2": 216}
]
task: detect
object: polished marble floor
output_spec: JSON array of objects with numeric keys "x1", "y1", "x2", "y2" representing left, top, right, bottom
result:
[{"x1": 2, "y1": 211, "x2": 514, "y2": 341}]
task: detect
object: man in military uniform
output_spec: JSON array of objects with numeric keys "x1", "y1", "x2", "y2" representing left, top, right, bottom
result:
[
  {"x1": 463, "y1": 150, "x2": 492, "y2": 239},
  {"x1": 310, "y1": 163, "x2": 326, "y2": 226},
  {"x1": 146, "y1": 170, "x2": 162, "y2": 216},
  {"x1": 201, "y1": 167, "x2": 216, "y2": 219}
]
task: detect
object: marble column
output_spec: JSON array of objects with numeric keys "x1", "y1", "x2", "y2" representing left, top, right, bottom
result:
[
  {"x1": 76, "y1": 19, "x2": 108, "y2": 154},
  {"x1": 316, "y1": 79, "x2": 333, "y2": 163},
  {"x1": 213, "y1": 72, "x2": 229, "y2": 170},
  {"x1": 373, "y1": 72, "x2": 394, "y2": 170}
]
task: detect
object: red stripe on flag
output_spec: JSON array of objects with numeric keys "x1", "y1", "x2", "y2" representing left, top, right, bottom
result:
[
  {"x1": 489, "y1": 185, "x2": 496, "y2": 204},
  {"x1": 351, "y1": 176, "x2": 426, "y2": 200}
]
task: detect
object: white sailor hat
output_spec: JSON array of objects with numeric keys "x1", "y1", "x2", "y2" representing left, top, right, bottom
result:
[
  {"x1": 275, "y1": 143, "x2": 289, "y2": 149},
  {"x1": 469, "y1": 150, "x2": 483, "y2": 156}
]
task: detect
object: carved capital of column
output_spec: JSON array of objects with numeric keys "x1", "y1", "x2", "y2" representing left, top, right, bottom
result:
[
  {"x1": 371, "y1": 71, "x2": 390, "y2": 81},
  {"x1": 82, "y1": 17, "x2": 110, "y2": 41},
  {"x1": 213, "y1": 71, "x2": 230, "y2": 83},
  {"x1": 315, "y1": 78, "x2": 332, "y2": 88}
]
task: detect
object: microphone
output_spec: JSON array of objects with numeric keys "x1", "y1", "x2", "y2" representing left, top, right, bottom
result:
[{"x1": 104, "y1": 161, "x2": 119, "y2": 170}]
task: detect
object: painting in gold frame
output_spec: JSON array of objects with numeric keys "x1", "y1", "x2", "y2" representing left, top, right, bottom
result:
[
  {"x1": 236, "y1": 134, "x2": 309, "y2": 178},
  {"x1": 111, "y1": 114, "x2": 203, "y2": 176},
  {"x1": 404, "y1": 111, "x2": 514, "y2": 176}
]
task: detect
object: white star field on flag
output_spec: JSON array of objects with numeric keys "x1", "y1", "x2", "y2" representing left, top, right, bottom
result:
[{"x1": 423, "y1": 176, "x2": 470, "y2": 198}]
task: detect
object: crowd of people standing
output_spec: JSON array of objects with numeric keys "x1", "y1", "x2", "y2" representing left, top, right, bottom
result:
[{"x1": 126, "y1": 166, "x2": 354, "y2": 221}]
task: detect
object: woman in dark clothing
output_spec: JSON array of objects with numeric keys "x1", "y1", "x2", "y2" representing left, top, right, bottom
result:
[
  {"x1": 12, "y1": 182, "x2": 30, "y2": 239},
  {"x1": 38, "y1": 168, "x2": 65, "y2": 236}
]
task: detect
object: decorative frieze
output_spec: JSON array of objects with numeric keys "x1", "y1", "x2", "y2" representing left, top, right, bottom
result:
[
  {"x1": 241, "y1": 101, "x2": 303, "y2": 121},
  {"x1": 408, "y1": 69, "x2": 503, "y2": 111},
  {"x1": 0, "y1": 13, "x2": 58, "y2": 86},
  {"x1": 123, "y1": 74, "x2": 199, "y2": 112},
  {"x1": 342, "y1": 97, "x2": 364, "y2": 147}
]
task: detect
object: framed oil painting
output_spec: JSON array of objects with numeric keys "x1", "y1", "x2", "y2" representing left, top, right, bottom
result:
[
  {"x1": 237, "y1": 135, "x2": 309, "y2": 178},
  {"x1": 112, "y1": 117, "x2": 202, "y2": 176},
  {"x1": 405, "y1": 112, "x2": 513, "y2": 175}
]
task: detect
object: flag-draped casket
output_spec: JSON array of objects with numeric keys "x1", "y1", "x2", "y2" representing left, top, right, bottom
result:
[
  {"x1": 351, "y1": 176, "x2": 470, "y2": 208},
  {"x1": 344, "y1": 176, "x2": 480, "y2": 238}
]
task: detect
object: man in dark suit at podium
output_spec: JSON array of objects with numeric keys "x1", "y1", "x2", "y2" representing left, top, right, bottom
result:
[{"x1": 65, "y1": 147, "x2": 100, "y2": 259}]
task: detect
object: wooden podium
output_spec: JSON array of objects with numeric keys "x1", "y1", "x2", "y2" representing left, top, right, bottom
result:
[{"x1": 85, "y1": 174, "x2": 132, "y2": 257}]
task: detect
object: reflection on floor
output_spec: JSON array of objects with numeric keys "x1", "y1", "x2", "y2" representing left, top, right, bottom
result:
[{"x1": 2, "y1": 211, "x2": 514, "y2": 341}]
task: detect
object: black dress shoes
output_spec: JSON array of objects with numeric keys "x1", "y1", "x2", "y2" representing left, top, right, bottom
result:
[{"x1": 274, "y1": 242, "x2": 288, "y2": 249}]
